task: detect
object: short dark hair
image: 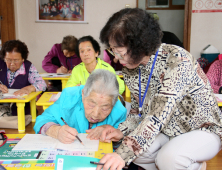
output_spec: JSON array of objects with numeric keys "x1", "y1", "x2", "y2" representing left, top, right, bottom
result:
[
  {"x1": 75, "y1": 35, "x2": 101, "y2": 58},
  {"x1": 100, "y1": 8, "x2": 162, "y2": 64},
  {"x1": 0, "y1": 40, "x2": 29, "y2": 60},
  {"x1": 61, "y1": 35, "x2": 78, "y2": 52}
]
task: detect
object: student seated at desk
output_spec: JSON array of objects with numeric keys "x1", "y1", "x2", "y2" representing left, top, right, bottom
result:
[
  {"x1": 65, "y1": 35, "x2": 125, "y2": 95},
  {"x1": 42, "y1": 35, "x2": 81, "y2": 91},
  {"x1": 0, "y1": 40, "x2": 46, "y2": 116},
  {"x1": 34, "y1": 69, "x2": 127, "y2": 144}
]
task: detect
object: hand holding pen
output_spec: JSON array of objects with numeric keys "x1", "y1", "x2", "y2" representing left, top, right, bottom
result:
[
  {"x1": 57, "y1": 62, "x2": 68, "y2": 74},
  {"x1": 0, "y1": 81, "x2": 8, "y2": 93},
  {"x1": 60, "y1": 117, "x2": 84, "y2": 145}
]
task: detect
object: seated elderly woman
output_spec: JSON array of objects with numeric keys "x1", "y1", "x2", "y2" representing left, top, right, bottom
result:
[
  {"x1": 34, "y1": 69, "x2": 127, "y2": 143},
  {"x1": 65, "y1": 35, "x2": 125, "y2": 95},
  {"x1": 0, "y1": 40, "x2": 47, "y2": 116}
]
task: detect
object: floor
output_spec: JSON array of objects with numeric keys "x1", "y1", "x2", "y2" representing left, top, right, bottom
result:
[{"x1": 1, "y1": 106, "x2": 222, "y2": 170}]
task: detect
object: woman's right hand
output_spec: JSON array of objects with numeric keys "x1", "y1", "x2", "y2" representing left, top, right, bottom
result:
[
  {"x1": 57, "y1": 125, "x2": 78, "y2": 144},
  {"x1": 0, "y1": 84, "x2": 8, "y2": 93},
  {"x1": 56, "y1": 66, "x2": 68, "y2": 74},
  {"x1": 100, "y1": 126, "x2": 124, "y2": 143}
]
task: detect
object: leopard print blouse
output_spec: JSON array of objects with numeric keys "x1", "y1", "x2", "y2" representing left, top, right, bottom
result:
[{"x1": 116, "y1": 43, "x2": 222, "y2": 165}]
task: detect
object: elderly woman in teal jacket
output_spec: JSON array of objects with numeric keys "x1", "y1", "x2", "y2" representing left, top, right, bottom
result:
[{"x1": 34, "y1": 69, "x2": 126, "y2": 144}]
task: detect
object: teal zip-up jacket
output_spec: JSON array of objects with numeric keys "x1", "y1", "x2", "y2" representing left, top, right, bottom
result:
[
  {"x1": 34, "y1": 86, "x2": 127, "y2": 134},
  {"x1": 65, "y1": 58, "x2": 125, "y2": 94}
]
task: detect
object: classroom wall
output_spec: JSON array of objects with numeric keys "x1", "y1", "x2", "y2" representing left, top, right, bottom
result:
[
  {"x1": 138, "y1": 0, "x2": 184, "y2": 42},
  {"x1": 190, "y1": 0, "x2": 222, "y2": 59},
  {"x1": 14, "y1": 0, "x2": 136, "y2": 72}
]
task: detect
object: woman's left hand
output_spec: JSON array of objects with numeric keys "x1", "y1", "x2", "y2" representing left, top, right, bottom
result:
[
  {"x1": 96, "y1": 153, "x2": 125, "y2": 170},
  {"x1": 14, "y1": 85, "x2": 36, "y2": 96},
  {"x1": 86, "y1": 125, "x2": 108, "y2": 140},
  {"x1": 68, "y1": 70, "x2": 72, "y2": 74}
]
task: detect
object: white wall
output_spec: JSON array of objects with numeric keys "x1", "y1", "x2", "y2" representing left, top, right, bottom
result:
[
  {"x1": 190, "y1": 0, "x2": 222, "y2": 59},
  {"x1": 138, "y1": 0, "x2": 184, "y2": 42},
  {"x1": 14, "y1": 0, "x2": 136, "y2": 72}
]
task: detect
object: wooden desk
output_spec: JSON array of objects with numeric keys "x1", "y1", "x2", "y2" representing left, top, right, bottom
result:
[
  {"x1": 0, "y1": 91, "x2": 42, "y2": 133},
  {"x1": 36, "y1": 92, "x2": 58, "y2": 110},
  {"x1": 118, "y1": 75, "x2": 131, "y2": 102},
  {"x1": 0, "y1": 134, "x2": 113, "y2": 170},
  {"x1": 41, "y1": 76, "x2": 70, "y2": 90}
]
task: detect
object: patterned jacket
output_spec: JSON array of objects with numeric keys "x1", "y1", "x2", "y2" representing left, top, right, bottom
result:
[{"x1": 116, "y1": 43, "x2": 222, "y2": 165}]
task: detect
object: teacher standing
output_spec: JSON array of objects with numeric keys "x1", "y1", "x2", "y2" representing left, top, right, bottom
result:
[{"x1": 97, "y1": 8, "x2": 222, "y2": 170}]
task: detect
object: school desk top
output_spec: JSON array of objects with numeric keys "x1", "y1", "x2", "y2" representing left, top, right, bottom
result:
[
  {"x1": 0, "y1": 91, "x2": 42, "y2": 133},
  {"x1": 0, "y1": 134, "x2": 113, "y2": 170}
]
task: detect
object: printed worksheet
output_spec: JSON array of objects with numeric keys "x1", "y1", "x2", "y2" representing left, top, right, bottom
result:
[
  {"x1": 12, "y1": 134, "x2": 99, "y2": 152},
  {"x1": 55, "y1": 134, "x2": 99, "y2": 151}
]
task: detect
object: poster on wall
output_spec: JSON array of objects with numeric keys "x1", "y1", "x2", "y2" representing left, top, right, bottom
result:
[
  {"x1": 192, "y1": 0, "x2": 222, "y2": 13},
  {"x1": 36, "y1": 0, "x2": 86, "y2": 23}
]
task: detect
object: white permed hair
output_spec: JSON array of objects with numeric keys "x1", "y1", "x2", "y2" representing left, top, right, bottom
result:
[{"x1": 83, "y1": 69, "x2": 119, "y2": 105}]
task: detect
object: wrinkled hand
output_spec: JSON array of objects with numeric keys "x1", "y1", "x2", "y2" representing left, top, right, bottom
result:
[
  {"x1": 0, "y1": 84, "x2": 8, "y2": 93},
  {"x1": 57, "y1": 66, "x2": 68, "y2": 74},
  {"x1": 96, "y1": 153, "x2": 125, "y2": 170},
  {"x1": 86, "y1": 125, "x2": 108, "y2": 140},
  {"x1": 100, "y1": 126, "x2": 123, "y2": 143},
  {"x1": 57, "y1": 125, "x2": 78, "y2": 144},
  {"x1": 68, "y1": 70, "x2": 72, "y2": 74},
  {"x1": 13, "y1": 85, "x2": 35, "y2": 96}
]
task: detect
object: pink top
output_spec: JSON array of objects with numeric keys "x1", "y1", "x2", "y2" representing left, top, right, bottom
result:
[{"x1": 206, "y1": 59, "x2": 222, "y2": 93}]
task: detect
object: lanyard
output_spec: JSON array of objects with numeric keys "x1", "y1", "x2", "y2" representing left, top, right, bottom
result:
[
  {"x1": 68, "y1": 58, "x2": 72, "y2": 70},
  {"x1": 139, "y1": 50, "x2": 159, "y2": 117}
]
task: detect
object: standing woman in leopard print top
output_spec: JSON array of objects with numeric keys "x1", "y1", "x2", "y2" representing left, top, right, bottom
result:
[{"x1": 96, "y1": 8, "x2": 222, "y2": 170}]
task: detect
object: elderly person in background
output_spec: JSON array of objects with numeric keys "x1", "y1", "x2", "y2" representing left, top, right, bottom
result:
[
  {"x1": 34, "y1": 69, "x2": 127, "y2": 143},
  {"x1": 65, "y1": 35, "x2": 125, "y2": 95},
  {"x1": 0, "y1": 40, "x2": 46, "y2": 116},
  {"x1": 96, "y1": 8, "x2": 222, "y2": 170},
  {"x1": 42, "y1": 35, "x2": 81, "y2": 91}
]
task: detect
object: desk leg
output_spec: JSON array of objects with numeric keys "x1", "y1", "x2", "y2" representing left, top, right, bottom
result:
[
  {"x1": 61, "y1": 80, "x2": 67, "y2": 90},
  {"x1": 16, "y1": 103, "x2": 25, "y2": 133},
  {"x1": 30, "y1": 98, "x2": 37, "y2": 122},
  {"x1": 125, "y1": 85, "x2": 131, "y2": 102}
]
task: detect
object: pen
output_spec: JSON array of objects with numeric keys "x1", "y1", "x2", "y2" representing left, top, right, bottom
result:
[
  {"x1": 90, "y1": 161, "x2": 128, "y2": 169},
  {"x1": 60, "y1": 117, "x2": 84, "y2": 146},
  {"x1": 0, "y1": 81, "x2": 3, "y2": 85}
]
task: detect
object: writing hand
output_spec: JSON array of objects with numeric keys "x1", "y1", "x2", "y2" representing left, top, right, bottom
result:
[
  {"x1": 96, "y1": 153, "x2": 125, "y2": 170},
  {"x1": 86, "y1": 125, "x2": 108, "y2": 140},
  {"x1": 68, "y1": 70, "x2": 72, "y2": 74},
  {"x1": 100, "y1": 126, "x2": 123, "y2": 143},
  {"x1": 0, "y1": 84, "x2": 8, "y2": 93},
  {"x1": 57, "y1": 125, "x2": 78, "y2": 144},
  {"x1": 57, "y1": 66, "x2": 68, "y2": 74}
]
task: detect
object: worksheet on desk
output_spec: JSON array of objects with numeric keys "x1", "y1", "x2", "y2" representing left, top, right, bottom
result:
[
  {"x1": 55, "y1": 134, "x2": 99, "y2": 151},
  {"x1": 40, "y1": 73, "x2": 71, "y2": 77},
  {"x1": 12, "y1": 134, "x2": 99, "y2": 152},
  {"x1": 12, "y1": 134, "x2": 57, "y2": 151}
]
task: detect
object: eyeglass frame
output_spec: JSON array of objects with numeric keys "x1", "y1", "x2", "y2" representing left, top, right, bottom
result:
[
  {"x1": 107, "y1": 47, "x2": 127, "y2": 60},
  {"x1": 4, "y1": 58, "x2": 23, "y2": 64}
]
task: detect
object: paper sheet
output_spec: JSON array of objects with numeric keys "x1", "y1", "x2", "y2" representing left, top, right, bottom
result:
[
  {"x1": 12, "y1": 134, "x2": 57, "y2": 151},
  {"x1": 40, "y1": 73, "x2": 71, "y2": 77},
  {"x1": 2, "y1": 89, "x2": 27, "y2": 98},
  {"x1": 55, "y1": 134, "x2": 99, "y2": 151},
  {"x1": 49, "y1": 92, "x2": 61, "y2": 102},
  {"x1": 12, "y1": 134, "x2": 99, "y2": 152}
]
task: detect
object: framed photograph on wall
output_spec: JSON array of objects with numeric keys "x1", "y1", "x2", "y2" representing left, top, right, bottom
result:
[{"x1": 36, "y1": 0, "x2": 86, "y2": 23}]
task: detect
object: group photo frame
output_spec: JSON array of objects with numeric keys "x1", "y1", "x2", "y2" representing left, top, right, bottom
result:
[{"x1": 36, "y1": 0, "x2": 86, "y2": 23}]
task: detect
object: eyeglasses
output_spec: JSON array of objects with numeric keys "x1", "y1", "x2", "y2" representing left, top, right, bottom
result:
[
  {"x1": 4, "y1": 59, "x2": 22, "y2": 64},
  {"x1": 107, "y1": 47, "x2": 127, "y2": 60}
]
